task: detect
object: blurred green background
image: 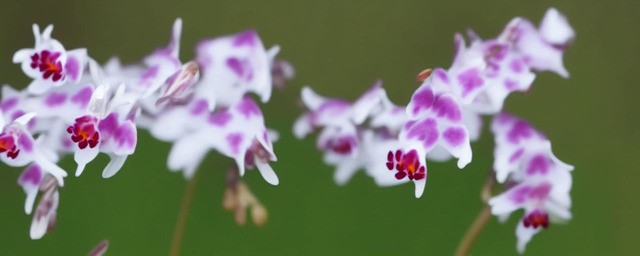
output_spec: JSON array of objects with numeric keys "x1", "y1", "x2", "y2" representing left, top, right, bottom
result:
[{"x1": 0, "y1": 0, "x2": 637, "y2": 255}]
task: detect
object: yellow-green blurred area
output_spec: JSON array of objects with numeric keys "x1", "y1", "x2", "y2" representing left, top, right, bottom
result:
[{"x1": 0, "y1": 0, "x2": 637, "y2": 255}]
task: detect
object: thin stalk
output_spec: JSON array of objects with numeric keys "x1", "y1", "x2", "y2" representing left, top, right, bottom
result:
[
  {"x1": 169, "y1": 173, "x2": 199, "y2": 256},
  {"x1": 454, "y1": 171, "x2": 496, "y2": 256}
]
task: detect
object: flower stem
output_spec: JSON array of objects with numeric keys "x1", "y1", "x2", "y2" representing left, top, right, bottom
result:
[
  {"x1": 169, "y1": 173, "x2": 199, "y2": 256},
  {"x1": 454, "y1": 205, "x2": 491, "y2": 256},
  {"x1": 454, "y1": 171, "x2": 496, "y2": 256}
]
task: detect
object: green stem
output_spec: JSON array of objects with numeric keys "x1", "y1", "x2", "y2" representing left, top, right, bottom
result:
[
  {"x1": 169, "y1": 173, "x2": 199, "y2": 256},
  {"x1": 454, "y1": 171, "x2": 496, "y2": 256}
]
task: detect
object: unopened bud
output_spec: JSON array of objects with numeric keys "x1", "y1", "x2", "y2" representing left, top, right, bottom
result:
[
  {"x1": 417, "y1": 68, "x2": 433, "y2": 82},
  {"x1": 251, "y1": 204, "x2": 268, "y2": 227},
  {"x1": 235, "y1": 207, "x2": 247, "y2": 226},
  {"x1": 222, "y1": 188, "x2": 237, "y2": 211},
  {"x1": 156, "y1": 61, "x2": 200, "y2": 107},
  {"x1": 87, "y1": 239, "x2": 109, "y2": 256}
]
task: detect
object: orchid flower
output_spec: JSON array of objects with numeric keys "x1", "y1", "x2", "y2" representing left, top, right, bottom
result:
[
  {"x1": 379, "y1": 71, "x2": 474, "y2": 198},
  {"x1": 13, "y1": 25, "x2": 88, "y2": 95},
  {"x1": 488, "y1": 112, "x2": 573, "y2": 253},
  {"x1": 148, "y1": 96, "x2": 279, "y2": 185},
  {"x1": 66, "y1": 84, "x2": 137, "y2": 178},
  {"x1": 17, "y1": 164, "x2": 61, "y2": 239},
  {"x1": 195, "y1": 30, "x2": 274, "y2": 110},
  {"x1": 0, "y1": 112, "x2": 67, "y2": 185},
  {"x1": 293, "y1": 82, "x2": 388, "y2": 184}
]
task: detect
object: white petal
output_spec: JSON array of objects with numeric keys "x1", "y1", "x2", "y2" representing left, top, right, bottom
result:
[
  {"x1": 350, "y1": 81, "x2": 383, "y2": 124},
  {"x1": 27, "y1": 80, "x2": 54, "y2": 95},
  {"x1": 516, "y1": 220, "x2": 542, "y2": 253},
  {"x1": 426, "y1": 145, "x2": 454, "y2": 162},
  {"x1": 102, "y1": 154, "x2": 127, "y2": 178},
  {"x1": 33, "y1": 150, "x2": 67, "y2": 186},
  {"x1": 149, "y1": 107, "x2": 194, "y2": 141},
  {"x1": 539, "y1": 8, "x2": 574, "y2": 45},
  {"x1": 255, "y1": 160, "x2": 279, "y2": 185},
  {"x1": 333, "y1": 158, "x2": 362, "y2": 186},
  {"x1": 293, "y1": 114, "x2": 314, "y2": 139},
  {"x1": 300, "y1": 86, "x2": 326, "y2": 110},
  {"x1": 167, "y1": 131, "x2": 210, "y2": 179},
  {"x1": 414, "y1": 178, "x2": 426, "y2": 198},
  {"x1": 13, "y1": 49, "x2": 32, "y2": 63},
  {"x1": 14, "y1": 112, "x2": 36, "y2": 125},
  {"x1": 74, "y1": 146, "x2": 100, "y2": 176}
]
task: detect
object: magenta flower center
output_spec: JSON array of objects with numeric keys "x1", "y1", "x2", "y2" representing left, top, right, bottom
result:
[
  {"x1": 0, "y1": 133, "x2": 19, "y2": 159},
  {"x1": 386, "y1": 149, "x2": 426, "y2": 181},
  {"x1": 328, "y1": 137, "x2": 355, "y2": 155},
  {"x1": 30, "y1": 50, "x2": 64, "y2": 82},
  {"x1": 522, "y1": 210, "x2": 549, "y2": 229},
  {"x1": 67, "y1": 115, "x2": 100, "y2": 149}
]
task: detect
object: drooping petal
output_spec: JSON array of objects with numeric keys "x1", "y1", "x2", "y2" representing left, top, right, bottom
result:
[
  {"x1": 30, "y1": 187, "x2": 58, "y2": 240},
  {"x1": 111, "y1": 121, "x2": 137, "y2": 156},
  {"x1": 255, "y1": 161, "x2": 279, "y2": 186},
  {"x1": 439, "y1": 124, "x2": 472, "y2": 168},
  {"x1": 18, "y1": 164, "x2": 43, "y2": 214},
  {"x1": 167, "y1": 130, "x2": 211, "y2": 179},
  {"x1": 102, "y1": 154, "x2": 127, "y2": 178},
  {"x1": 515, "y1": 220, "x2": 542, "y2": 253},
  {"x1": 74, "y1": 144, "x2": 100, "y2": 176}
]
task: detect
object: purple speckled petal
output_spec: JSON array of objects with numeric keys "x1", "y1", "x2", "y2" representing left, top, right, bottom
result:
[
  {"x1": 18, "y1": 132, "x2": 34, "y2": 153},
  {"x1": 443, "y1": 127, "x2": 466, "y2": 147},
  {"x1": 526, "y1": 154, "x2": 550, "y2": 176},
  {"x1": 232, "y1": 30, "x2": 258, "y2": 47},
  {"x1": 456, "y1": 68, "x2": 484, "y2": 98},
  {"x1": 507, "y1": 120, "x2": 534, "y2": 144},
  {"x1": 226, "y1": 57, "x2": 245, "y2": 77},
  {"x1": 141, "y1": 65, "x2": 159, "y2": 80},
  {"x1": 190, "y1": 99, "x2": 209, "y2": 116},
  {"x1": 112, "y1": 121, "x2": 137, "y2": 155},
  {"x1": 208, "y1": 111, "x2": 233, "y2": 126},
  {"x1": 44, "y1": 93, "x2": 67, "y2": 107},
  {"x1": 236, "y1": 97, "x2": 262, "y2": 119},
  {"x1": 510, "y1": 185, "x2": 531, "y2": 204},
  {"x1": 18, "y1": 164, "x2": 42, "y2": 214},
  {"x1": 71, "y1": 85, "x2": 93, "y2": 109},
  {"x1": 408, "y1": 87, "x2": 435, "y2": 117},
  {"x1": 64, "y1": 49, "x2": 87, "y2": 83},
  {"x1": 528, "y1": 183, "x2": 552, "y2": 200},
  {"x1": 19, "y1": 164, "x2": 42, "y2": 187},
  {"x1": 433, "y1": 68, "x2": 450, "y2": 84},
  {"x1": 405, "y1": 118, "x2": 439, "y2": 150},
  {"x1": 98, "y1": 113, "x2": 119, "y2": 140},
  {"x1": 509, "y1": 148, "x2": 525, "y2": 163},
  {"x1": 431, "y1": 94, "x2": 462, "y2": 122},
  {"x1": 226, "y1": 132, "x2": 244, "y2": 155},
  {"x1": 1, "y1": 97, "x2": 19, "y2": 112},
  {"x1": 64, "y1": 56, "x2": 80, "y2": 81}
]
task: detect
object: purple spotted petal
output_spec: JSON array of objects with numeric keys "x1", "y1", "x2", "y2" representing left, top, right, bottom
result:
[
  {"x1": 404, "y1": 118, "x2": 439, "y2": 150},
  {"x1": 98, "y1": 113, "x2": 120, "y2": 140},
  {"x1": 431, "y1": 94, "x2": 462, "y2": 122},
  {"x1": 112, "y1": 121, "x2": 137, "y2": 155},
  {"x1": 71, "y1": 85, "x2": 93, "y2": 109},
  {"x1": 408, "y1": 87, "x2": 435, "y2": 117}
]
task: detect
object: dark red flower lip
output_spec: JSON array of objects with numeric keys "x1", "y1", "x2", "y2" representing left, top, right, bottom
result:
[
  {"x1": 66, "y1": 115, "x2": 100, "y2": 150},
  {"x1": 386, "y1": 149, "x2": 426, "y2": 181},
  {"x1": 30, "y1": 50, "x2": 65, "y2": 82}
]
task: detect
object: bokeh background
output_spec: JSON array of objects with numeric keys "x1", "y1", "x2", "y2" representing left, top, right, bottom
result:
[{"x1": 0, "y1": 0, "x2": 637, "y2": 255}]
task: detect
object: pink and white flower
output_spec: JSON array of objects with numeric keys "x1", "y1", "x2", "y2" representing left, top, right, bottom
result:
[
  {"x1": 13, "y1": 25, "x2": 88, "y2": 95},
  {"x1": 488, "y1": 112, "x2": 573, "y2": 253},
  {"x1": 195, "y1": 30, "x2": 274, "y2": 110}
]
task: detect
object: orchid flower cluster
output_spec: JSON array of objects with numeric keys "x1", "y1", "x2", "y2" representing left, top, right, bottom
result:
[
  {"x1": 3, "y1": 18, "x2": 293, "y2": 239},
  {"x1": 294, "y1": 8, "x2": 575, "y2": 253}
]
